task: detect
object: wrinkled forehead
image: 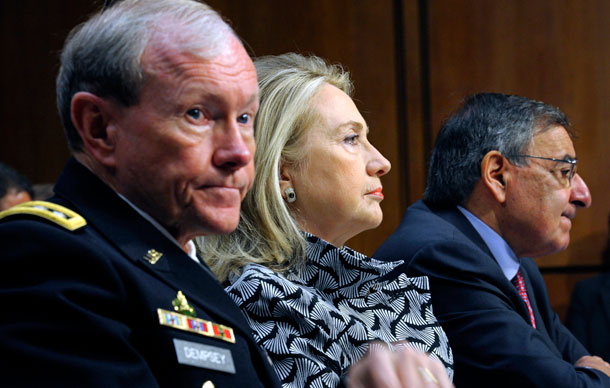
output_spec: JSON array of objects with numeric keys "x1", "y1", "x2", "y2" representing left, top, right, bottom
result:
[
  {"x1": 141, "y1": 26, "x2": 242, "y2": 71},
  {"x1": 527, "y1": 125, "x2": 576, "y2": 157}
]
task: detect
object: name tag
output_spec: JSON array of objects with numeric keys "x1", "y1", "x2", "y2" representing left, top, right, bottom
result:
[{"x1": 173, "y1": 339, "x2": 236, "y2": 374}]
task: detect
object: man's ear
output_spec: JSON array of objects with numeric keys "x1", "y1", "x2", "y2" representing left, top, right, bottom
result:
[
  {"x1": 278, "y1": 161, "x2": 294, "y2": 200},
  {"x1": 480, "y1": 150, "x2": 509, "y2": 204},
  {"x1": 71, "y1": 92, "x2": 119, "y2": 167}
]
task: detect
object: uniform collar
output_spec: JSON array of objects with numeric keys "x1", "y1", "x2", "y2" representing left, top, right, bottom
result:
[{"x1": 117, "y1": 192, "x2": 198, "y2": 263}]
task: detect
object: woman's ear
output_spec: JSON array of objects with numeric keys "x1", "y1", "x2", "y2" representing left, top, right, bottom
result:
[
  {"x1": 278, "y1": 161, "x2": 295, "y2": 200},
  {"x1": 480, "y1": 150, "x2": 509, "y2": 204},
  {"x1": 71, "y1": 92, "x2": 119, "y2": 167}
]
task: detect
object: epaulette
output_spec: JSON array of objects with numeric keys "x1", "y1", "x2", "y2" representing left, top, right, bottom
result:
[{"x1": 0, "y1": 201, "x2": 87, "y2": 231}]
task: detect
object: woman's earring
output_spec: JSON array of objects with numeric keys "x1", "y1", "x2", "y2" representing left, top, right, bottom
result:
[{"x1": 285, "y1": 187, "x2": 297, "y2": 203}]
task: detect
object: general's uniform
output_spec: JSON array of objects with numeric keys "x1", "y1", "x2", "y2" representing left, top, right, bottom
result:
[
  {"x1": 0, "y1": 159, "x2": 281, "y2": 388},
  {"x1": 375, "y1": 200, "x2": 610, "y2": 388}
]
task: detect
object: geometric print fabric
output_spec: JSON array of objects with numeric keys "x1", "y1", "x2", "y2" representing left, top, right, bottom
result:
[{"x1": 225, "y1": 234, "x2": 453, "y2": 387}]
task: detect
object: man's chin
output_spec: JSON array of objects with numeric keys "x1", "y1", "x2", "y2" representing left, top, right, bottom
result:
[
  {"x1": 544, "y1": 236, "x2": 571, "y2": 257},
  {"x1": 197, "y1": 208, "x2": 241, "y2": 236}
]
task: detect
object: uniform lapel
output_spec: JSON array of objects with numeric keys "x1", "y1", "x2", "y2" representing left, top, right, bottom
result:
[{"x1": 53, "y1": 159, "x2": 254, "y2": 337}]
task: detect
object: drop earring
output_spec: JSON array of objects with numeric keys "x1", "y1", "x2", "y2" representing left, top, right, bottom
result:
[{"x1": 285, "y1": 187, "x2": 296, "y2": 203}]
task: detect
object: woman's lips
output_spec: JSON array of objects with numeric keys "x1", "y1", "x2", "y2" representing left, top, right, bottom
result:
[{"x1": 366, "y1": 187, "x2": 384, "y2": 199}]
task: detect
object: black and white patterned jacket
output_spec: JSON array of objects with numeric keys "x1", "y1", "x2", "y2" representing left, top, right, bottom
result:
[{"x1": 225, "y1": 234, "x2": 453, "y2": 388}]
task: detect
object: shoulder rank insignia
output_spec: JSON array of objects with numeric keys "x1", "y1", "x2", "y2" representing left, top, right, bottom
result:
[
  {"x1": 0, "y1": 201, "x2": 86, "y2": 231},
  {"x1": 157, "y1": 308, "x2": 235, "y2": 343},
  {"x1": 173, "y1": 291, "x2": 196, "y2": 317}
]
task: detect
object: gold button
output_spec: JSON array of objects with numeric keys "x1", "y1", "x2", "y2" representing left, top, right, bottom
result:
[{"x1": 202, "y1": 381, "x2": 215, "y2": 388}]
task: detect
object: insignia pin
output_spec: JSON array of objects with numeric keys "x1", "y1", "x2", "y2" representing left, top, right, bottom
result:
[
  {"x1": 144, "y1": 249, "x2": 163, "y2": 264},
  {"x1": 173, "y1": 291, "x2": 196, "y2": 317}
]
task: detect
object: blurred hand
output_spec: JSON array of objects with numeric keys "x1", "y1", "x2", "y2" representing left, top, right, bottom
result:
[
  {"x1": 576, "y1": 355, "x2": 610, "y2": 377},
  {"x1": 347, "y1": 343, "x2": 453, "y2": 388}
]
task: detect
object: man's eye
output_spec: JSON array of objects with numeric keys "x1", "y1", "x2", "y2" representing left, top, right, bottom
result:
[
  {"x1": 344, "y1": 135, "x2": 359, "y2": 145},
  {"x1": 237, "y1": 113, "x2": 251, "y2": 124},
  {"x1": 187, "y1": 108, "x2": 203, "y2": 120}
]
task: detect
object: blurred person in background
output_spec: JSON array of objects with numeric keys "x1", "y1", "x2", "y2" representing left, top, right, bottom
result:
[
  {"x1": 566, "y1": 214, "x2": 610, "y2": 360},
  {"x1": 0, "y1": 162, "x2": 34, "y2": 210}
]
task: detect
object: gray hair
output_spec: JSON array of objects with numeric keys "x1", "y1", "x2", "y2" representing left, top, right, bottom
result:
[
  {"x1": 424, "y1": 92, "x2": 571, "y2": 206},
  {"x1": 56, "y1": 0, "x2": 235, "y2": 151},
  {"x1": 199, "y1": 53, "x2": 353, "y2": 282}
]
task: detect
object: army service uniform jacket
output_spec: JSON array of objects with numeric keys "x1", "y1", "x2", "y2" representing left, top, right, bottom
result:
[{"x1": 0, "y1": 159, "x2": 281, "y2": 388}]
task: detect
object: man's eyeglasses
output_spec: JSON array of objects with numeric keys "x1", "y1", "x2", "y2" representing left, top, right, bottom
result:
[{"x1": 506, "y1": 154, "x2": 577, "y2": 186}]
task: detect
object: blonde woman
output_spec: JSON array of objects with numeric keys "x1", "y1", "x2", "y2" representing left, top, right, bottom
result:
[{"x1": 199, "y1": 53, "x2": 453, "y2": 388}]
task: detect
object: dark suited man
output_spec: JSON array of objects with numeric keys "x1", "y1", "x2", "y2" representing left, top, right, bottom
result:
[
  {"x1": 0, "y1": 0, "x2": 281, "y2": 386},
  {"x1": 375, "y1": 93, "x2": 610, "y2": 387},
  {"x1": 566, "y1": 215, "x2": 610, "y2": 361}
]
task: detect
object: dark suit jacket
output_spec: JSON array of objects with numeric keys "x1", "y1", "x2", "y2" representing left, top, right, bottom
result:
[
  {"x1": 0, "y1": 159, "x2": 281, "y2": 388},
  {"x1": 375, "y1": 200, "x2": 610, "y2": 387},
  {"x1": 566, "y1": 273, "x2": 610, "y2": 360}
]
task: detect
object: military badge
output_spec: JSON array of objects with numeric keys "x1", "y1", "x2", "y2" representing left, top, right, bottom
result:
[
  {"x1": 157, "y1": 309, "x2": 235, "y2": 343},
  {"x1": 173, "y1": 291, "x2": 195, "y2": 317},
  {"x1": 144, "y1": 249, "x2": 163, "y2": 264}
]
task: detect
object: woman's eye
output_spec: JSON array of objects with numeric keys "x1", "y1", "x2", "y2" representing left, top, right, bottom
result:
[
  {"x1": 186, "y1": 108, "x2": 204, "y2": 120},
  {"x1": 344, "y1": 134, "x2": 359, "y2": 145},
  {"x1": 237, "y1": 113, "x2": 251, "y2": 124}
]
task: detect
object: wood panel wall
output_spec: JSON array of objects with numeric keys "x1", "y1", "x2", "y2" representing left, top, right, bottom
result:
[{"x1": 2, "y1": 0, "x2": 608, "y2": 320}]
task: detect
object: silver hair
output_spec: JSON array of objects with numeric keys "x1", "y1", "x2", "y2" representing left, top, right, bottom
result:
[{"x1": 56, "y1": 0, "x2": 236, "y2": 151}]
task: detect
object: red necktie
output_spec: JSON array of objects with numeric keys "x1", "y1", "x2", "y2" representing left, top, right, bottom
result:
[{"x1": 511, "y1": 269, "x2": 536, "y2": 328}]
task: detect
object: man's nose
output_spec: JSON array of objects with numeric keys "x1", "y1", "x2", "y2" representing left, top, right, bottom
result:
[
  {"x1": 212, "y1": 121, "x2": 254, "y2": 171},
  {"x1": 570, "y1": 173, "x2": 592, "y2": 208}
]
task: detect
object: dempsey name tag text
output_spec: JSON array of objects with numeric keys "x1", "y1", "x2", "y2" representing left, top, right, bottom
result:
[{"x1": 173, "y1": 338, "x2": 236, "y2": 373}]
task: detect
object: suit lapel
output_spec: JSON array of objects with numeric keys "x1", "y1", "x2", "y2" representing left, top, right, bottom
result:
[
  {"x1": 600, "y1": 275, "x2": 610, "y2": 328},
  {"x1": 53, "y1": 159, "x2": 254, "y2": 337},
  {"x1": 429, "y1": 203, "x2": 495, "y2": 259},
  {"x1": 429, "y1": 203, "x2": 541, "y2": 325}
]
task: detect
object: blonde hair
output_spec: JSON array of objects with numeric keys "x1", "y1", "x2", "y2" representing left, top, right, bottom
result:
[{"x1": 198, "y1": 53, "x2": 353, "y2": 282}]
